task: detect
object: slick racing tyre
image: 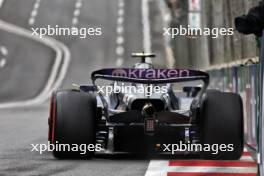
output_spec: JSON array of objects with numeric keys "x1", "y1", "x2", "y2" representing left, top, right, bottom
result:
[
  {"x1": 48, "y1": 90, "x2": 97, "y2": 159},
  {"x1": 200, "y1": 90, "x2": 244, "y2": 160}
]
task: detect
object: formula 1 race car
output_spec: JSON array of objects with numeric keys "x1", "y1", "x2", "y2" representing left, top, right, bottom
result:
[{"x1": 48, "y1": 53, "x2": 244, "y2": 159}]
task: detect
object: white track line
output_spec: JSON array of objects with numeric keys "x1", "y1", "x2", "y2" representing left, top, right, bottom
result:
[
  {"x1": 0, "y1": 0, "x2": 4, "y2": 8},
  {"x1": 142, "y1": 0, "x2": 152, "y2": 63},
  {"x1": 72, "y1": 0, "x2": 83, "y2": 27},
  {"x1": 117, "y1": 16, "x2": 124, "y2": 25},
  {"x1": 116, "y1": 46, "x2": 124, "y2": 55},
  {"x1": 116, "y1": 36, "x2": 124, "y2": 45},
  {"x1": 0, "y1": 58, "x2": 6, "y2": 68},
  {"x1": 118, "y1": 0, "x2": 124, "y2": 8},
  {"x1": 118, "y1": 8, "x2": 124, "y2": 16},
  {"x1": 115, "y1": 0, "x2": 125, "y2": 67},
  {"x1": 72, "y1": 17, "x2": 79, "y2": 26},
  {"x1": 116, "y1": 58, "x2": 124, "y2": 67},
  {"x1": 28, "y1": 0, "x2": 41, "y2": 26},
  {"x1": 0, "y1": 20, "x2": 70, "y2": 108},
  {"x1": 0, "y1": 46, "x2": 8, "y2": 68},
  {"x1": 74, "y1": 9, "x2": 80, "y2": 16},
  {"x1": 28, "y1": 18, "x2": 35, "y2": 26},
  {"x1": 75, "y1": 0, "x2": 82, "y2": 8},
  {"x1": 0, "y1": 46, "x2": 8, "y2": 56},
  {"x1": 116, "y1": 26, "x2": 124, "y2": 34}
]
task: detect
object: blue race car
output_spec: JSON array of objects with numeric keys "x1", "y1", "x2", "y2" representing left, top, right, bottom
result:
[{"x1": 48, "y1": 53, "x2": 244, "y2": 159}]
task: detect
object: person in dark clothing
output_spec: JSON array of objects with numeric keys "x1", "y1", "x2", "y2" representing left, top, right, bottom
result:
[{"x1": 235, "y1": 1, "x2": 264, "y2": 36}]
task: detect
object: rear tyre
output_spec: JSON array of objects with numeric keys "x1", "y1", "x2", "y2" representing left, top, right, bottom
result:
[
  {"x1": 200, "y1": 91, "x2": 244, "y2": 160},
  {"x1": 49, "y1": 90, "x2": 97, "y2": 159}
]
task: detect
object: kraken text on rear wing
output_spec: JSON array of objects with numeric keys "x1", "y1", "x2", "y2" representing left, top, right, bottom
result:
[{"x1": 91, "y1": 68, "x2": 209, "y2": 84}]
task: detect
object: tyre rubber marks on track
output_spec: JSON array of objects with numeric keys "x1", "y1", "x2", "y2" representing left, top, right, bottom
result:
[
  {"x1": 144, "y1": 149, "x2": 257, "y2": 176},
  {"x1": 0, "y1": 46, "x2": 8, "y2": 68},
  {"x1": 72, "y1": 0, "x2": 82, "y2": 26},
  {"x1": 28, "y1": 0, "x2": 41, "y2": 26},
  {"x1": 115, "y1": 0, "x2": 125, "y2": 67}
]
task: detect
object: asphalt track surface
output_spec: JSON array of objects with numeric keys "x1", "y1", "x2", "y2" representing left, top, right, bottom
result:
[
  {"x1": 0, "y1": 29, "x2": 55, "y2": 103},
  {"x1": 0, "y1": 0, "x2": 149, "y2": 175}
]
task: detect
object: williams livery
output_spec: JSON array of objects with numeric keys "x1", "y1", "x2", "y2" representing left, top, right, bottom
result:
[
  {"x1": 96, "y1": 68, "x2": 191, "y2": 79},
  {"x1": 92, "y1": 68, "x2": 208, "y2": 83},
  {"x1": 48, "y1": 53, "x2": 243, "y2": 159}
]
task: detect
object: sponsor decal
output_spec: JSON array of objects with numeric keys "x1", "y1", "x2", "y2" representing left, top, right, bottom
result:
[
  {"x1": 111, "y1": 69, "x2": 190, "y2": 79},
  {"x1": 112, "y1": 69, "x2": 128, "y2": 77}
]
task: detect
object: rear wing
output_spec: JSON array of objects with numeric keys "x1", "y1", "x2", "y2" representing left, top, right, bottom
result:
[
  {"x1": 91, "y1": 68, "x2": 209, "y2": 85},
  {"x1": 91, "y1": 68, "x2": 209, "y2": 118}
]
